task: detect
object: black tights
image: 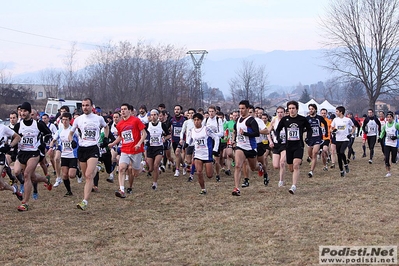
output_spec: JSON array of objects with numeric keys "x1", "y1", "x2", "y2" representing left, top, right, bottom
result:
[{"x1": 336, "y1": 141, "x2": 349, "y2": 171}]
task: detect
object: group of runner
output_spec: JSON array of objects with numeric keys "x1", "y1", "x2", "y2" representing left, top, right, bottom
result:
[{"x1": 0, "y1": 98, "x2": 397, "y2": 211}]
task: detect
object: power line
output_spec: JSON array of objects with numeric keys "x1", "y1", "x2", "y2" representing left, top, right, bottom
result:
[
  {"x1": 0, "y1": 38, "x2": 69, "y2": 50},
  {"x1": 0, "y1": 25, "x2": 102, "y2": 48}
]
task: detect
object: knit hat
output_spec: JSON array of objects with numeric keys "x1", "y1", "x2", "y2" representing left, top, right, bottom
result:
[{"x1": 20, "y1": 102, "x2": 32, "y2": 113}]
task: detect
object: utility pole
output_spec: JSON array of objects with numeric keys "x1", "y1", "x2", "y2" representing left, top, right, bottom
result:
[{"x1": 187, "y1": 50, "x2": 208, "y2": 108}]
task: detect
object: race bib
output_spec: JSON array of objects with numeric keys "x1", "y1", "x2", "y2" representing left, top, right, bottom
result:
[
  {"x1": 150, "y1": 134, "x2": 162, "y2": 146},
  {"x1": 312, "y1": 126, "x2": 319, "y2": 137},
  {"x1": 122, "y1": 130, "x2": 134, "y2": 144},
  {"x1": 83, "y1": 128, "x2": 96, "y2": 141},
  {"x1": 21, "y1": 136, "x2": 34, "y2": 149},
  {"x1": 173, "y1": 127, "x2": 182, "y2": 137},
  {"x1": 195, "y1": 138, "x2": 206, "y2": 149},
  {"x1": 62, "y1": 141, "x2": 73, "y2": 151},
  {"x1": 287, "y1": 128, "x2": 299, "y2": 141},
  {"x1": 237, "y1": 134, "x2": 246, "y2": 144}
]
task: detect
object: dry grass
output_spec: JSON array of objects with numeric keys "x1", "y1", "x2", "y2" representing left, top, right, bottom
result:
[{"x1": 1, "y1": 138, "x2": 399, "y2": 265}]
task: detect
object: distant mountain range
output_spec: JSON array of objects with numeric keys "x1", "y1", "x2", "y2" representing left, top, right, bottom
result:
[
  {"x1": 12, "y1": 48, "x2": 334, "y2": 97},
  {"x1": 202, "y1": 49, "x2": 334, "y2": 96}
]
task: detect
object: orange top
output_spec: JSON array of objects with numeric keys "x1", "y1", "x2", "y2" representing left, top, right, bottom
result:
[{"x1": 322, "y1": 117, "x2": 332, "y2": 140}]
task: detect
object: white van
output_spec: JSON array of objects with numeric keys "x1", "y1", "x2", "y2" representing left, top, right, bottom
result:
[{"x1": 45, "y1": 98, "x2": 82, "y2": 118}]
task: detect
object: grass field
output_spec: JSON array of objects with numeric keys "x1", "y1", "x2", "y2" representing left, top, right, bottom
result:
[{"x1": 1, "y1": 138, "x2": 398, "y2": 265}]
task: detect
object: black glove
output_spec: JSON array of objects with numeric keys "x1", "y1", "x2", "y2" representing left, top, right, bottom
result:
[
  {"x1": 71, "y1": 140, "x2": 78, "y2": 149},
  {"x1": 347, "y1": 134, "x2": 352, "y2": 139},
  {"x1": 377, "y1": 138, "x2": 381, "y2": 143},
  {"x1": 101, "y1": 137, "x2": 109, "y2": 148},
  {"x1": 0, "y1": 144, "x2": 11, "y2": 153},
  {"x1": 390, "y1": 135, "x2": 398, "y2": 140}
]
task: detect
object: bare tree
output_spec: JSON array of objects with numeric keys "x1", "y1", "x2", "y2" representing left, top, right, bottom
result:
[
  {"x1": 320, "y1": 0, "x2": 399, "y2": 109},
  {"x1": 229, "y1": 60, "x2": 268, "y2": 106},
  {"x1": 39, "y1": 68, "x2": 62, "y2": 98}
]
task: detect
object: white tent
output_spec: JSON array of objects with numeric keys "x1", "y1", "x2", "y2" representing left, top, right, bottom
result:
[
  {"x1": 297, "y1": 101, "x2": 308, "y2": 116},
  {"x1": 319, "y1": 100, "x2": 336, "y2": 113}
]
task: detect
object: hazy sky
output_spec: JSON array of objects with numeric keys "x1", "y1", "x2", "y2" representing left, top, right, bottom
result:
[{"x1": 0, "y1": 0, "x2": 329, "y2": 77}]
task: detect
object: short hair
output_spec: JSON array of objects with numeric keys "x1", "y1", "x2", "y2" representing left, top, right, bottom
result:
[
  {"x1": 41, "y1": 113, "x2": 49, "y2": 118},
  {"x1": 158, "y1": 103, "x2": 166, "y2": 109},
  {"x1": 9, "y1": 111, "x2": 18, "y2": 117},
  {"x1": 249, "y1": 105, "x2": 255, "y2": 112},
  {"x1": 239, "y1": 100, "x2": 250, "y2": 108},
  {"x1": 308, "y1": 103, "x2": 317, "y2": 111},
  {"x1": 336, "y1": 106, "x2": 346, "y2": 115},
  {"x1": 320, "y1": 108, "x2": 327, "y2": 113},
  {"x1": 193, "y1": 113, "x2": 204, "y2": 121},
  {"x1": 150, "y1": 109, "x2": 159, "y2": 115},
  {"x1": 60, "y1": 105, "x2": 70, "y2": 112},
  {"x1": 217, "y1": 111, "x2": 224, "y2": 117},
  {"x1": 276, "y1": 106, "x2": 285, "y2": 112},
  {"x1": 208, "y1": 105, "x2": 216, "y2": 111},
  {"x1": 188, "y1": 108, "x2": 196, "y2": 113},
  {"x1": 174, "y1": 104, "x2": 183, "y2": 111},
  {"x1": 61, "y1": 112, "x2": 72, "y2": 120},
  {"x1": 287, "y1": 100, "x2": 299, "y2": 110},
  {"x1": 121, "y1": 103, "x2": 133, "y2": 111},
  {"x1": 83, "y1": 98, "x2": 93, "y2": 105}
]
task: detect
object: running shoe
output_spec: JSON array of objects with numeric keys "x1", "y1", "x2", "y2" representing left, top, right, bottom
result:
[
  {"x1": 17, "y1": 203, "x2": 29, "y2": 212},
  {"x1": 53, "y1": 177, "x2": 63, "y2": 188},
  {"x1": 151, "y1": 184, "x2": 157, "y2": 190},
  {"x1": 307, "y1": 157, "x2": 311, "y2": 163},
  {"x1": 224, "y1": 169, "x2": 231, "y2": 176},
  {"x1": 199, "y1": 189, "x2": 207, "y2": 195},
  {"x1": 182, "y1": 166, "x2": 187, "y2": 176},
  {"x1": 368, "y1": 159, "x2": 373, "y2": 164},
  {"x1": 76, "y1": 200, "x2": 87, "y2": 210},
  {"x1": 77, "y1": 177, "x2": 83, "y2": 183},
  {"x1": 352, "y1": 152, "x2": 356, "y2": 160},
  {"x1": 231, "y1": 161, "x2": 235, "y2": 167},
  {"x1": 340, "y1": 171, "x2": 345, "y2": 177},
  {"x1": 264, "y1": 172, "x2": 270, "y2": 186},
  {"x1": 308, "y1": 171, "x2": 313, "y2": 178},
  {"x1": 289, "y1": 185, "x2": 296, "y2": 194},
  {"x1": 362, "y1": 153, "x2": 366, "y2": 158},
  {"x1": 160, "y1": 165, "x2": 166, "y2": 172},
  {"x1": 126, "y1": 187, "x2": 133, "y2": 194},
  {"x1": 91, "y1": 186, "x2": 99, "y2": 193},
  {"x1": 330, "y1": 163, "x2": 335, "y2": 169},
  {"x1": 258, "y1": 164, "x2": 264, "y2": 177},
  {"x1": 385, "y1": 172, "x2": 392, "y2": 177},
  {"x1": 115, "y1": 189, "x2": 126, "y2": 198},
  {"x1": 232, "y1": 187, "x2": 241, "y2": 196},
  {"x1": 106, "y1": 173, "x2": 114, "y2": 183},
  {"x1": 172, "y1": 164, "x2": 176, "y2": 172},
  {"x1": 278, "y1": 180, "x2": 284, "y2": 187},
  {"x1": 32, "y1": 193, "x2": 38, "y2": 200},
  {"x1": 174, "y1": 170, "x2": 180, "y2": 177},
  {"x1": 13, "y1": 184, "x2": 23, "y2": 201},
  {"x1": 241, "y1": 178, "x2": 249, "y2": 188},
  {"x1": 323, "y1": 166, "x2": 328, "y2": 171},
  {"x1": 44, "y1": 175, "x2": 52, "y2": 191},
  {"x1": 216, "y1": 175, "x2": 221, "y2": 182},
  {"x1": 344, "y1": 164, "x2": 350, "y2": 173},
  {"x1": 64, "y1": 191, "x2": 73, "y2": 197},
  {"x1": 187, "y1": 175, "x2": 193, "y2": 182}
]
